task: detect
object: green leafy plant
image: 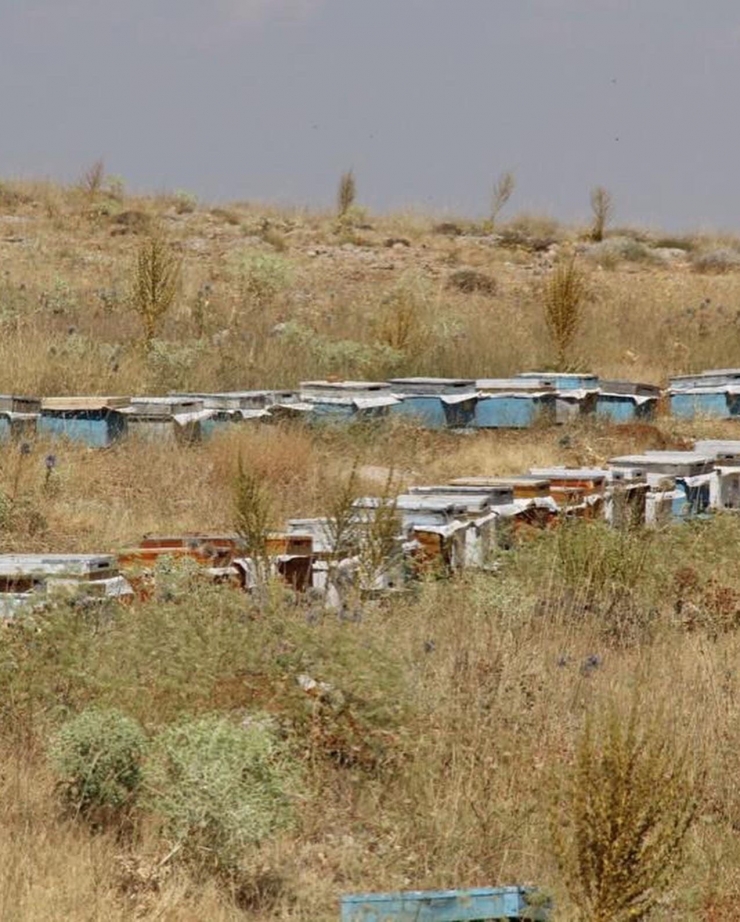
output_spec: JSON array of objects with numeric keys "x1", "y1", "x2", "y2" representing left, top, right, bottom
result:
[
  {"x1": 49, "y1": 708, "x2": 147, "y2": 819},
  {"x1": 550, "y1": 694, "x2": 702, "y2": 922},
  {"x1": 145, "y1": 715, "x2": 296, "y2": 872}
]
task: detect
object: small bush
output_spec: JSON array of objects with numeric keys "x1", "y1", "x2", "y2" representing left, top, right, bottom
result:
[
  {"x1": 49, "y1": 708, "x2": 147, "y2": 818},
  {"x1": 447, "y1": 268, "x2": 498, "y2": 295},
  {"x1": 173, "y1": 190, "x2": 197, "y2": 214},
  {"x1": 585, "y1": 235, "x2": 657, "y2": 268},
  {"x1": 239, "y1": 253, "x2": 291, "y2": 307},
  {"x1": 432, "y1": 221, "x2": 463, "y2": 236},
  {"x1": 146, "y1": 715, "x2": 297, "y2": 872},
  {"x1": 690, "y1": 247, "x2": 740, "y2": 274}
]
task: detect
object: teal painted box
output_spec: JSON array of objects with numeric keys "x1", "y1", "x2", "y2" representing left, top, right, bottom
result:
[{"x1": 340, "y1": 887, "x2": 550, "y2": 922}]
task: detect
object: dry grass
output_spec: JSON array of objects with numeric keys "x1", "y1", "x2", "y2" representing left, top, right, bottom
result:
[{"x1": 5, "y1": 179, "x2": 740, "y2": 919}]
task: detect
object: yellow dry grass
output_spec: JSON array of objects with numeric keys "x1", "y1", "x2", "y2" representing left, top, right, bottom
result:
[{"x1": 3, "y1": 179, "x2": 740, "y2": 920}]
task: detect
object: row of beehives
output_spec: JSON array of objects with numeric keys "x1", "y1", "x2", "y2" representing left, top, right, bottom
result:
[
  {"x1": 3, "y1": 367, "x2": 740, "y2": 447},
  {"x1": 3, "y1": 438, "x2": 739, "y2": 616},
  {"x1": 0, "y1": 373, "x2": 662, "y2": 447}
]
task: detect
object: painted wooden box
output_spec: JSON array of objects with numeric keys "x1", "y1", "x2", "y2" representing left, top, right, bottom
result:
[
  {"x1": 340, "y1": 887, "x2": 549, "y2": 922},
  {"x1": 389, "y1": 379, "x2": 477, "y2": 429},
  {"x1": 474, "y1": 380, "x2": 556, "y2": 429},
  {"x1": 38, "y1": 397, "x2": 129, "y2": 447}
]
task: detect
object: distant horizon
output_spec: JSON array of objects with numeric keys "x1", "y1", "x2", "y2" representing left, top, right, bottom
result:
[
  {"x1": 4, "y1": 1, "x2": 740, "y2": 233},
  {"x1": 7, "y1": 167, "x2": 740, "y2": 238}
]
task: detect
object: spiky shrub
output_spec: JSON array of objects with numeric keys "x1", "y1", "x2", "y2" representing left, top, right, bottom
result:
[
  {"x1": 490, "y1": 170, "x2": 515, "y2": 229},
  {"x1": 543, "y1": 254, "x2": 587, "y2": 370},
  {"x1": 145, "y1": 715, "x2": 296, "y2": 873},
  {"x1": 337, "y1": 169, "x2": 356, "y2": 218},
  {"x1": 550, "y1": 695, "x2": 702, "y2": 922},
  {"x1": 49, "y1": 708, "x2": 147, "y2": 819},
  {"x1": 233, "y1": 456, "x2": 272, "y2": 582},
  {"x1": 132, "y1": 232, "x2": 181, "y2": 347},
  {"x1": 590, "y1": 186, "x2": 613, "y2": 242},
  {"x1": 357, "y1": 470, "x2": 401, "y2": 590}
]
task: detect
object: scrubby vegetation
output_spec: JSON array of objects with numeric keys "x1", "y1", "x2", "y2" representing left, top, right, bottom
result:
[{"x1": 2, "y1": 177, "x2": 740, "y2": 918}]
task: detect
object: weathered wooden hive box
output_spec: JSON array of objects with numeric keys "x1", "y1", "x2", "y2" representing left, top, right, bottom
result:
[
  {"x1": 693, "y1": 440, "x2": 740, "y2": 509},
  {"x1": 171, "y1": 391, "x2": 285, "y2": 436},
  {"x1": 604, "y1": 471, "x2": 649, "y2": 528},
  {"x1": 409, "y1": 484, "x2": 515, "y2": 506},
  {"x1": 596, "y1": 380, "x2": 660, "y2": 422},
  {"x1": 0, "y1": 554, "x2": 132, "y2": 615},
  {"x1": 39, "y1": 397, "x2": 129, "y2": 447},
  {"x1": 609, "y1": 452, "x2": 715, "y2": 519},
  {"x1": 474, "y1": 380, "x2": 556, "y2": 429},
  {"x1": 340, "y1": 886, "x2": 550, "y2": 922},
  {"x1": 0, "y1": 395, "x2": 41, "y2": 440},
  {"x1": 300, "y1": 381, "x2": 398, "y2": 422},
  {"x1": 123, "y1": 397, "x2": 212, "y2": 444},
  {"x1": 529, "y1": 468, "x2": 607, "y2": 519},
  {"x1": 449, "y1": 476, "x2": 552, "y2": 501},
  {"x1": 388, "y1": 378, "x2": 477, "y2": 429}
]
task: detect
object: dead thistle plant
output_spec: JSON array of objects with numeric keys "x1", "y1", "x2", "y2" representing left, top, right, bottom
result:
[
  {"x1": 132, "y1": 231, "x2": 181, "y2": 347},
  {"x1": 490, "y1": 170, "x2": 516, "y2": 229},
  {"x1": 543, "y1": 254, "x2": 587, "y2": 370},
  {"x1": 79, "y1": 159, "x2": 106, "y2": 201},
  {"x1": 337, "y1": 169, "x2": 356, "y2": 218},
  {"x1": 550, "y1": 693, "x2": 702, "y2": 922},
  {"x1": 590, "y1": 186, "x2": 613, "y2": 242}
]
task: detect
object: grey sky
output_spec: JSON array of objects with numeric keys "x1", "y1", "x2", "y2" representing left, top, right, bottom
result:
[{"x1": 2, "y1": 1, "x2": 739, "y2": 229}]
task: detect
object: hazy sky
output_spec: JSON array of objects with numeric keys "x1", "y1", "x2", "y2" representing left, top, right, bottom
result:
[{"x1": 2, "y1": 1, "x2": 740, "y2": 229}]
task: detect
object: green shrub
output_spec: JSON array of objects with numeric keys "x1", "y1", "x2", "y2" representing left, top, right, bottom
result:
[
  {"x1": 239, "y1": 253, "x2": 291, "y2": 306},
  {"x1": 49, "y1": 708, "x2": 147, "y2": 817},
  {"x1": 146, "y1": 715, "x2": 297, "y2": 871}
]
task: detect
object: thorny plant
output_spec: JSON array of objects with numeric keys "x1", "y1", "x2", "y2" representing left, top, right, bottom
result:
[{"x1": 549, "y1": 691, "x2": 703, "y2": 922}]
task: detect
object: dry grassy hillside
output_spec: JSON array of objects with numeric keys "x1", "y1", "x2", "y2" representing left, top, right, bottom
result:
[{"x1": 3, "y1": 176, "x2": 740, "y2": 921}]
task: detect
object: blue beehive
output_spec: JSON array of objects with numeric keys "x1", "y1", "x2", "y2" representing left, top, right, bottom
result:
[
  {"x1": 669, "y1": 369, "x2": 740, "y2": 419},
  {"x1": 596, "y1": 380, "x2": 660, "y2": 423},
  {"x1": 38, "y1": 397, "x2": 128, "y2": 447},
  {"x1": 475, "y1": 380, "x2": 556, "y2": 428},
  {"x1": 0, "y1": 396, "x2": 40, "y2": 441},
  {"x1": 388, "y1": 379, "x2": 477, "y2": 429},
  {"x1": 515, "y1": 373, "x2": 598, "y2": 422},
  {"x1": 173, "y1": 391, "x2": 291, "y2": 437},
  {"x1": 340, "y1": 887, "x2": 550, "y2": 922},
  {"x1": 516, "y1": 372, "x2": 599, "y2": 391},
  {"x1": 300, "y1": 382, "x2": 399, "y2": 424}
]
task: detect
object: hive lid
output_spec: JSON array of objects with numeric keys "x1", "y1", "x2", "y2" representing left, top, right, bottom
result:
[{"x1": 41, "y1": 396, "x2": 130, "y2": 411}]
